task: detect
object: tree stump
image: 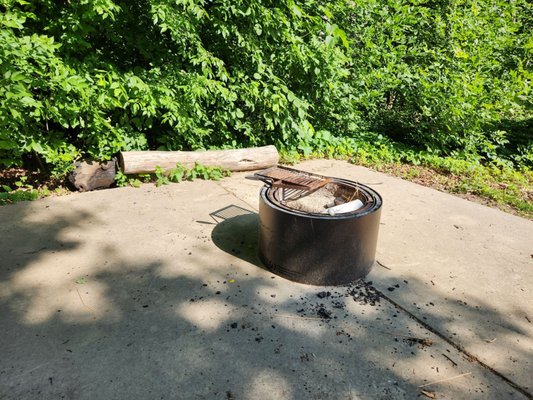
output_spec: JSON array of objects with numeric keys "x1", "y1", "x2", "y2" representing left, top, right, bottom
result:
[{"x1": 69, "y1": 159, "x2": 116, "y2": 192}]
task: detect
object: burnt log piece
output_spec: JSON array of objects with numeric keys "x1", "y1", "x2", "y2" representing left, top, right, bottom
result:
[
  {"x1": 69, "y1": 159, "x2": 116, "y2": 192},
  {"x1": 119, "y1": 145, "x2": 279, "y2": 174}
]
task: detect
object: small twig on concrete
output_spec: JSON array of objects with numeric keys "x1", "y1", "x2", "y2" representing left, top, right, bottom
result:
[
  {"x1": 418, "y1": 372, "x2": 472, "y2": 388},
  {"x1": 405, "y1": 337, "x2": 434, "y2": 347},
  {"x1": 484, "y1": 338, "x2": 497, "y2": 343},
  {"x1": 420, "y1": 390, "x2": 436, "y2": 399},
  {"x1": 76, "y1": 288, "x2": 96, "y2": 314},
  {"x1": 376, "y1": 260, "x2": 391, "y2": 270},
  {"x1": 274, "y1": 314, "x2": 322, "y2": 321},
  {"x1": 525, "y1": 315, "x2": 531, "y2": 323},
  {"x1": 381, "y1": 330, "x2": 434, "y2": 347},
  {"x1": 441, "y1": 353, "x2": 458, "y2": 367}
]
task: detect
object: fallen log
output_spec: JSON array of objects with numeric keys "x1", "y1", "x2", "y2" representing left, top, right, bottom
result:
[
  {"x1": 69, "y1": 159, "x2": 116, "y2": 192},
  {"x1": 119, "y1": 145, "x2": 279, "y2": 174}
]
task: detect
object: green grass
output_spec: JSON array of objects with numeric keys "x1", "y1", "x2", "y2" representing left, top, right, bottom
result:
[
  {"x1": 280, "y1": 142, "x2": 533, "y2": 220},
  {"x1": 0, "y1": 189, "x2": 40, "y2": 205},
  {"x1": 352, "y1": 152, "x2": 533, "y2": 219}
]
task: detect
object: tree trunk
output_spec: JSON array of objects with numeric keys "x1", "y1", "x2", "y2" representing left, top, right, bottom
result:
[{"x1": 119, "y1": 145, "x2": 279, "y2": 174}]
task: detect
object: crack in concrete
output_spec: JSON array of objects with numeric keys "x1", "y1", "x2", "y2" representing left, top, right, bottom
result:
[{"x1": 377, "y1": 288, "x2": 532, "y2": 399}]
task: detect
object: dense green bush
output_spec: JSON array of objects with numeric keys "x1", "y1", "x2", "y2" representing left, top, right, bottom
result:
[
  {"x1": 330, "y1": 0, "x2": 532, "y2": 162},
  {"x1": 0, "y1": 0, "x2": 531, "y2": 177}
]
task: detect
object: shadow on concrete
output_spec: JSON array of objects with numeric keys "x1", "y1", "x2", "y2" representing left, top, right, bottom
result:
[
  {"x1": 0, "y1": 206, "x2": 90, "y2": 284},
  {"x1": 210, "y1": 205, "x2": 264, "y2": 270},
  {"x1": 0, "y1": 200, "x2": 529, "y2": 399}
]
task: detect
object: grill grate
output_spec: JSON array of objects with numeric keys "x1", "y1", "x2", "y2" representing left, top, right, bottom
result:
[{"x1": 252, "y1": 166, "x2": 332, "y2": 201}]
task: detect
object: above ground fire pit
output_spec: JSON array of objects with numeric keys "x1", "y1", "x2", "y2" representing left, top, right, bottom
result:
[{"x1": 254, "y1": 166, "x2": 382, "y2": 286}]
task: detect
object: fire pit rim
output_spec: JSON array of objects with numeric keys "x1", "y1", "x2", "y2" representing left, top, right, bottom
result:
[{"x1": 261, "y1": 177, "x2": 382, "y2": 220}]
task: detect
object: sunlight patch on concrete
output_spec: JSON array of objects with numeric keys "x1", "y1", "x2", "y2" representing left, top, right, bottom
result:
[
  {"x1": 244, "y1": 369, "x2": 293, "y2": 400},
  {"x1": 176, "y1": 300, "x2": 235, "y2": 332},
  {"x1": 272, "y1": 315, "x2": 330, "y2": 338},
  {"x1": 5, "y1": 265, "x2": 117, "y2": 325}
]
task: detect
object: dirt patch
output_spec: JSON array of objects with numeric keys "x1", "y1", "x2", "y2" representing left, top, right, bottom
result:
[{"x1": 0, "y1": 168, "x2": 64, "y2": 191}]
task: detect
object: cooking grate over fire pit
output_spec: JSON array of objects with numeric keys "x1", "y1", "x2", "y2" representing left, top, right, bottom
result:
[
  {"x1": 251, "y1": 166, "x2": 332, "y2": 201},
  {"x1": 256, "y1": 165, "x2": 383, "y2": 285}
]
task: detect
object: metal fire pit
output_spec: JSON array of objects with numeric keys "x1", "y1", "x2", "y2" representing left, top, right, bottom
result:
[{"x1": 255, "y1": 167, "x2": 382, "y2": 286}]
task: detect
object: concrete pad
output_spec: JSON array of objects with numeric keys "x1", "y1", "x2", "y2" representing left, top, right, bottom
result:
[
  {"x1": 0, "y1": 161, "x2": 531, "y2": 399},
  {"x1": 273, "y1": 159, "x2": 533, "y2": 392}
]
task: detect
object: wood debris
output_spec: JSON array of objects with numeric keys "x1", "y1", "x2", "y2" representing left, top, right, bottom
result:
[
  {"x1": 418, "y1": 372, "x2": 472, "y2": 388},
  {"x1": 441, "y1": 353, "x2": 457, "y2": 367},
  {"x1": 404, "y1": 337, "x2": 434, "y2": 348},
  {"x1": 420, "y1": 389, "x2": 437, "y2": 399}
]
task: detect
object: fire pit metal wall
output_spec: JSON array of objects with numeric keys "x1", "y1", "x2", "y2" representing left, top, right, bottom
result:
[{"x1": 258, "y1": 177, "x2": 382, "y2": 286}]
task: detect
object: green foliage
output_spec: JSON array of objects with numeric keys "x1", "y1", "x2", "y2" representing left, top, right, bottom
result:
[
  {"x1": 0, "y1": 187, "x2": 39, "y2": 205},
  {"x1": 0, "y1": 0, "x2": 531, "y2": 178},
  {"x1": 0, "y1": 176, "x2": 55, "y2": 205},
  {"x1": 1, "y1": 0, "x2": 350, "y2": 175},
  {"x1": 333, "y1": 0, "x2": 532, "y2": 163},
  {"x1": 115, "y1": 169, "x2": 142, "y2": 187},
  {"x1": 167, "y1": 164, "x2": 185, "y2": 183},
  {"x1": 119, "y1": 162, "x2": 231, "y2": 187},
  {"x1": 154, "y1": 165, "x2": 170, "y2": 187},
  {"x1": 187, "y1": 162, "x2": 230, "y2": 181},
  {"x1": 114, "y1": 170, "x2": 128, "y2": 187}
]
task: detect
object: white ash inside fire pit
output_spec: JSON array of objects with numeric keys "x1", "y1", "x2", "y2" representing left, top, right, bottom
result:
[
  {"x1": 285, "y1": 183, "x2": 362, "y2": 214},
  {"x1": 286, "y1": 187, "x2": 334, "y2": 213}
]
